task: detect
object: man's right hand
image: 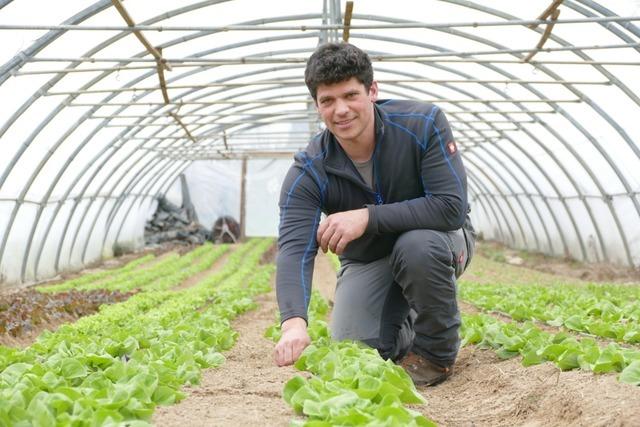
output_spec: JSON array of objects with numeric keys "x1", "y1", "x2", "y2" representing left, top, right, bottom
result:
[{"x1": 274, "y1": 317, "x2": 311, "y2": 366}]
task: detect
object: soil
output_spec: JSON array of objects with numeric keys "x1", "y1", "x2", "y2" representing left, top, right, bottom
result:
[
  {"x1": 423, "y1": 345, "x2": 640, "y2": 426},
  {"x1": 171, "y1": 248, "x2": 235, "y2": 292},
  {"x1": 0, "y1": 314, "x2": 78, "y2": 348},
  {"x1": 152, "y1": 292, "x2": 299, "y2": 427},
  {"x1": 477, "y1": 240, "x2": 640, "y2": 284},
  {"x1": 260, "y1": 241, "x2": 278, "y2": 265},
  {"x1": 313, "y1": 251, "x2": 338, "y2": 304}
]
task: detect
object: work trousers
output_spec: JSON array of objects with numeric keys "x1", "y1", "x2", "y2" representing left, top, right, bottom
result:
[{"x1": 330, "y1": 227, "x2": 474, "y2": 366}]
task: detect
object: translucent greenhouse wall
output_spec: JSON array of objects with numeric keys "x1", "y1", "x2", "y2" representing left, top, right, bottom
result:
[
  {"x1": 0, "y1": 0, "x2": 639, "y2": 286},
  {"x1": 182, "y1": 159, "x2": 290, "y2": 236}
]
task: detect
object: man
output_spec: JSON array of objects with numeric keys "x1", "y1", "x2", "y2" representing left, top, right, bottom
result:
[{"x1": 274, "y1": 42, "x2": 474, "y2": 387}]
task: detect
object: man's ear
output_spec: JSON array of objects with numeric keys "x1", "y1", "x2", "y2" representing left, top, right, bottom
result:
[{"x1": 369, "y1": 81, "x2": 379, "y2": 102}]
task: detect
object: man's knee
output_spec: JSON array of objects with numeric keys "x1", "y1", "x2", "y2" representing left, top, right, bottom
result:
[
  {"x1": 390, "y1": 229, "x2": 453, "y2": 276},
  {"x1": 330, "y1": 257, "x2": 392, "y2": 343}
]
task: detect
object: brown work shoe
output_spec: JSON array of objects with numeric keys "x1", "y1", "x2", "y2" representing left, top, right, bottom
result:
[{"x1": 399, "y1": 352, "x2": 453, "y2": 386}]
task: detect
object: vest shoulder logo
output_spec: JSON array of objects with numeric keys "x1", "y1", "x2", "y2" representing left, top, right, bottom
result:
[{"x1": 446, "y1": 140, "x2": 457, "y2": 155}]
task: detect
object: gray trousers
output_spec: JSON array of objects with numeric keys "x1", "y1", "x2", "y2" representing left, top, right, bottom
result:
[{"x1": 330, "y1": 228, "x2": 474, "y2": 366}]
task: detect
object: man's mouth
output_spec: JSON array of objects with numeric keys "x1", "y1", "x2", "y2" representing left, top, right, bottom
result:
[{"x1": 335, "y1": 118, "x2": 355, "y2": 127}]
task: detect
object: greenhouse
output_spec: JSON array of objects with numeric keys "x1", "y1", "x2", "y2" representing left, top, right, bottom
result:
[{"x1": 0, "y1": 0, "x2": 639, "y2": 425}]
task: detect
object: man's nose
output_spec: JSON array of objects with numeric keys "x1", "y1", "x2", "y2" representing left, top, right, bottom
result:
[{"x1": 335, "y1": 98, "x2": 349, "y2": 115}]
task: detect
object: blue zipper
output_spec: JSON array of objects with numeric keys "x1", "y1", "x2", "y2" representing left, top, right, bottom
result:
[
  {"x1": 372, "y1": 138, "x2": 384, "y2": 205},
  {"x1": 374, "y1": 192, "x2": 384, "y2": 205}
]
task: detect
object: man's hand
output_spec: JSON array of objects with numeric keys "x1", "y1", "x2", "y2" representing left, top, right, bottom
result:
[
  {"x1": 316, "y1": 208, "x2": 369, "y2": 255},
  {"x1": 274, "y1": 317, "x2": 310, "y2": 367}
]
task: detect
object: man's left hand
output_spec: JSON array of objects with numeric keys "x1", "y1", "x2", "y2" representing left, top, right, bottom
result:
[{"x1": 317, "y1": 208, "x2": 369, "y2": 255}]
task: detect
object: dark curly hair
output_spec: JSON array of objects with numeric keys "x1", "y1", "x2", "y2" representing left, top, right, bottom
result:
[{"x1": 304, "y1": 42, "x2": 373, "y2": 101}]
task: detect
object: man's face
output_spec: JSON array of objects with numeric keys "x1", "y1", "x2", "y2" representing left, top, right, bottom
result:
[{"x1": 315, "y1": 77, "x2": 378, "y2": 145}]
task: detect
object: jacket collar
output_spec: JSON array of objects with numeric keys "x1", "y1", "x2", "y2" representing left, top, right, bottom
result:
[{"x1": 323, "y1": 103, "x2": 385, "y2": 170}]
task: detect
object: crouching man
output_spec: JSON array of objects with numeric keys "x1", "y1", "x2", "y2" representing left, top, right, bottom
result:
[{"x1": 274, "y1": 42, "x2": 475, "y2": 386}]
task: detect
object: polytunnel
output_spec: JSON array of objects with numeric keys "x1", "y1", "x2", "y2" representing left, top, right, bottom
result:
[{"x1": 0, "y1": 0, "x2": 639, "y2": 286}]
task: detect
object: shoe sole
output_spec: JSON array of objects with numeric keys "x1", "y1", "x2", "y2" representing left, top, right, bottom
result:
[{"x1": 412, "y1": 371, "x2": 453, "y2": 387}]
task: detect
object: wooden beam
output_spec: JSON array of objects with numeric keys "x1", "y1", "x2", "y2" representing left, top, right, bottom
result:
[
  {"x1": 155, "y1": 47, "x2": 170, "y2": 103},
  {"x1": 528, "y1": 0, "x2": 563, "y2": 30},
  {"x1": 524, "y1": 9, "x2": 561, "y2": 63},
  {"x1": 342, "y1": 1, "x2": 354, "y2": 42},
  {"x1": 111, "y1": 0, "x2": 172, "y2": 71},
  {"x1": 168, "y1": 112, "x2": 196, "y2": 143}
]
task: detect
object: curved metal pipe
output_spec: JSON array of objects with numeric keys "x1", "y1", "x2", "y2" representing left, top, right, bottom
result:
[
  {"x1": 97, "y1": 74, "x2": 538, "y2": 253},
  {"x1": 42, "y1": 41, "x2": 321, "y2": 274},
  {"x1": 2, "y1": 3, "x2": 639, "y2": 282},
  {"x1": 94, "y1": 48, "x2": 580, "y2": 268},
  {"x1": 13, "y1": 25, "x2": 608, "y2": 274},
  {"x1": 465, "y1": 169, "x2": 515, "y2": 244},
  {"x1": 2, "y1": 0, "x2": 244, "y2": 279},
  {"x1": 103, "y1": 80, "x2": 532, "y2": 255},
  {"x1": 16, "y1": 18, "x2": 323, "y2": 277},
  {"x1": 53, "y1": 51, "x2": 576, "y2": 278},
  {"x1": 443, "y1": 0, "x2": 639, "y2": 263},
  {"x1": 102, "y1": 10, "x2": 640, "y2": 266},
  {"x1": 357, "y1": 21, "x2": 614, "y2": 263}
]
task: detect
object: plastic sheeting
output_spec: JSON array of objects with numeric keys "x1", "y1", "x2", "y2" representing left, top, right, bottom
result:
[{"x1": 0, "y1": 0, "x2": 639, "y2": 285}]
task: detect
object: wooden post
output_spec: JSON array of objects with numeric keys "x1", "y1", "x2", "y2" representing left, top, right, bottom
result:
[
  {"x1": 240, "y1": 156, "x2": 248, "y2": 240},
  {"x1": 342, "y1": 1, "x2": 354, "y2": 42}
]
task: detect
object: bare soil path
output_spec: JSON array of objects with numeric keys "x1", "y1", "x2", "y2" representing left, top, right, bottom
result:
[
  {"x1": 424, "y1": 344, "x2": 640, "y2": 426},
  {"x1": 152, "y1": 289, "x2": 298, "y2": 426},
  {"x1": 171, "y1": 245, "x2": 236, "y2": 291}
]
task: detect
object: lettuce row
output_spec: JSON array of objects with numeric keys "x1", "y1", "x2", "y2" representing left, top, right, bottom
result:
[
  {"x1": 459, "y1": 279, "x2": 640, "y2": 344},
  {"x1": 37, "y1": 253, "x2": 156, "y2": 293},
  {"x1": 286, "y1": 335, "x2": 434, "y2": 427},
  {"x1": 268, "y1": 288, "x2": 435, "y2": 426},
  {"x1": 40, "y1": 243, "x2": 223, "y2": 294},
  {"x1": 460, "y1": 312, "x2": 640, "y2": 385},
  {"x1": 0, "y1": 239, "x2": 274, "y2": 426}
]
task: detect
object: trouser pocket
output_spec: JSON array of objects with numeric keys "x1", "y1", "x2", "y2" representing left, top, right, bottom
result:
[
  {"x1": 446, "y1": 229, "x2": 468, "y2": 278},
  {"x1": 462, "y1": 226, "x2": 475, "y2": 271}
]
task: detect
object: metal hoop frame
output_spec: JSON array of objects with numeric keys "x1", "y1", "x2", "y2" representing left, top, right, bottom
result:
[{"x1": 0, "y1": 0, "x2": 639, "y2": 284}]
